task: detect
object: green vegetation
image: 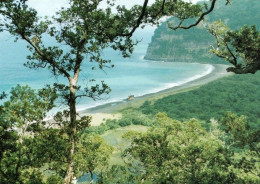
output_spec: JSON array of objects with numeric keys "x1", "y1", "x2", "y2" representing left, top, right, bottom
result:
[
  {"x1": 4, "y1": 75, "x2": 257, "y2": 183},
  {"x1": 101, "y1": 125, "x2": 148, "y2": 166},
  {"x1": 209, "y1": 21, "x2": 260, "y2": 74},
  {"x1": 85, "y1": 111, "x2": 155, "y2": 135},
  {"x1": 1, "y1": 0, "x2": 260, "y2": 183},
  {"x1": 0, "y1": 85, "x2": 57, "y2": 183},
  {"x1": 145, "y1": 0, "x2": 260, "y2": 64},
  {"x1": 0, "y1": 85, "x2": 115, "y2": 184},
  {"x1": 140, "y1": 73, "x2": 260, "y2": 126},
  {"x1": 74, "y1": 135, "x2": 113, "y2": 183},
  {"x1": 0, "y1": 0, "x2": 151, "y2": 182},
  {"x1": 1, "y1": 0, "x2": 215, "y2": 182},
  {"x1": 99, "y1": 113, "x2": 259, "y2": 183}
]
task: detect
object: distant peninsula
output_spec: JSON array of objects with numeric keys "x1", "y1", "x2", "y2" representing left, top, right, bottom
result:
[{"x1": 145, "y1": 0, "x2": 260, "y2": 64}]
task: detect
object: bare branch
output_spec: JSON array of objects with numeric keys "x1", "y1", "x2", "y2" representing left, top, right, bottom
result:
[
  {"x1": 224, "y1": 41, "x2": 237, "y2": 65},
  {"x1": 121, "y1": 0, "x2": 149, "y2": 37},
  {"x1": 169, "y1": 0, "x2": 217, "y2": 30}
]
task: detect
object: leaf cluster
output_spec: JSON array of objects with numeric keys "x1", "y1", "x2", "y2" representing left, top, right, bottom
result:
[
  {"x1": 209, "y1": 22, "x2": 260, "y2": 74},
  {"x1": 0, "y1": 85, "x2": 57, "y2": 183}
]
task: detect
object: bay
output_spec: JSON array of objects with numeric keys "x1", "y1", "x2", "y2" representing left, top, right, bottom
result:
[{"x1": 0, "y1": 31, "x2": 212, "y2": 115}]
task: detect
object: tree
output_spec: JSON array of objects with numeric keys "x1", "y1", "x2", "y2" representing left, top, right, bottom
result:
[
  {"x1": 0, "y1": 85, "x2": 56, "y2": 183},
  {"x1": 100, "y1": 113, "x2": 259, "y2": 183},
  {"x1": 209, "y1": 21, "x2": 260, "y2": 74},
  {"x1": 158, "y1": 0, "x2": 260, "y2": 74},
  {"x1": 0, "y1": 92, "x2": 7, "y2": 100},
  {"x1": 2, "y1": 0, "x2": 258, "y2": 183},
  {"x1": 74, "y1": 135, "x2": 113, "y2": 183},
  {"x1": 1, "y1": 0, "x2": 219, "y2": 182},
  {"x1": 123, "y1": 113, "x2": 234, "y2": 183},
  {"x1": 0, "y1": 0, "x2": 147, "y2": 182},
  {"x1": 220, "y1": 112, "x2": 260, "y2": 157}
]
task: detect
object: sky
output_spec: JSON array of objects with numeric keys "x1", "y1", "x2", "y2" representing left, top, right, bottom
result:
[
  {"x1": 27, "y1": 0, "x2": 205, "y2": 17},
  {"x1": 26, "y1": 0, "x2": 205, "y2": 37}
]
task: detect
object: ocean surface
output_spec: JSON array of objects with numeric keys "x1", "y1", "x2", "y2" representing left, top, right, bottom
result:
[{"x1": 0, "y1": 30, "x2": 213, "y2": 116}]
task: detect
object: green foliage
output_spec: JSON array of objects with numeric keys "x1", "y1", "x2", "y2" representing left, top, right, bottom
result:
[
  {"x1": 0, "y1": 91, "x2": 7, "y2": 100},
  {"x1": 74, "y1": 134, "x2": 113, "y2": 181},
  {"x1": 97, "y1": 165, "x2": 142, "y2": 184},
  {"x1": 100, "y1": 113, "x2": 259, "y2": 183},
  {"x1": 1, "y1": 1, "x2": 183, "y2": 181},
  {"x1": 140, "y1": 73, "x2": 260, "y2": 125},
  {"x1": 2, "y1": 84, "x2": 56, "y2": 125},
  {"x1": 124, "y1": 116, "x2": 230, "y2": 183},
  {"x1": 85, "y1": 111, "x2": 156, "y2": 135},
  {"x1": 46, "y1": 175, "x2": 63, "y2": 184},
  {"x1": 220, "y1": 112, "x2": 260, "y2": 156},
  {"x1": 0, "y1": 85, "x2": 56, "y2": 184},
  {"x1": 209, "y1": 21, "x2": 260, "y2": 74},
  {"x1": 0, "y1": 85, "x2": 115, "y2": 183},
  {"x1": 1, "y1": 0, "x2": 260, "y2": 183},
  {"x1": 1, "y1": 0, "x2": 155, "y2": 181},
  {"x1": 145, "y1": 0, "x2": 260, "y2": 64},
  {"x1": 101, "y1": 125, "x2": 148, "y2": 167}
]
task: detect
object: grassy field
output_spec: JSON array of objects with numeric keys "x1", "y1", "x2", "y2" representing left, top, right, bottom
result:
[{"x1": 101, "y1": 125, "x2": 148, "y2": 165}]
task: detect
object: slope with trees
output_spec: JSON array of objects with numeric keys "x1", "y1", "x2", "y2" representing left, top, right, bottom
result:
[
  {"x1": 139, "y1": 73, "x2": 260, "y2": 126},
  {"x1": 0, "y1": 85, "x2": 56, "y2": 183},
  {"x1": 145, "y1": 0, "x2": 260, "y2": 65}
]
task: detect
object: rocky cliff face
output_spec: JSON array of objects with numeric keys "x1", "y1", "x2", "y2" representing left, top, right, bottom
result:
[{"x1": 145, "y1": 0, "x2": 260, "y2": 64}]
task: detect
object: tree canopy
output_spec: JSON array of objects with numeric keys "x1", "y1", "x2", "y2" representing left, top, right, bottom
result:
[
  {"x1": 1, "y1": 0, "x2": 225, "y2": 182},
  {"x1": 209, "y1": 21, "x2": 260, "y2": 74},
  {"x1": 99, "y1": 113, "x2": 259, "y2": 183},
  {"x1": 1, "y1": 0, "x2": 260, "y2": 183}
]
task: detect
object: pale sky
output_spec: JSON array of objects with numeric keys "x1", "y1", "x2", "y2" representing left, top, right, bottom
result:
[{"x1": 27, "y1": 0, "x2": 205, "y2": 17}]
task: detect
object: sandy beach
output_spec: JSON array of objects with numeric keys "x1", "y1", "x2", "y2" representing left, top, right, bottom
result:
[
  {"x1": 80, "y1": 64, "x2": 232, "y2": 126},
  {"x1": 87, "y1": 113, "x2": 122, "y2": 126}
]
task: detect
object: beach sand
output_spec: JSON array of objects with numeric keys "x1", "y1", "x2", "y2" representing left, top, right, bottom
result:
[
  {"x1": 79, "y1": 64, "x2": 232, "y2": 125},
  {"x1": 87, "y1": 113, "x2": 122, "y2": 126}
]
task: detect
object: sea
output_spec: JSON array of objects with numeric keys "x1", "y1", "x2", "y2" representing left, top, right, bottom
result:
[{"x1": 0, "y1": 29, "x2": 214, "y2": 116}]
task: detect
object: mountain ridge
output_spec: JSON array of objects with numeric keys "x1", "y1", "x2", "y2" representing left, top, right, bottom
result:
[{"x1": 144, "y1": 0, "x2": 260, "y2": 64}]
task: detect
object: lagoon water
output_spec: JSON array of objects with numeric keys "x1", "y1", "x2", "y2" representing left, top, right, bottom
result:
[{"x1": 0, "y1": 31, "x2": 213, "y2": 115}]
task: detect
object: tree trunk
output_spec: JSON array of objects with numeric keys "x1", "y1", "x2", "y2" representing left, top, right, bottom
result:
[
  {"x1": 64, "y1": 78, "x2": 78, "y2": 184},
  {"x1": 90, "y1": 170, "x2": 94, "y2": 184}
]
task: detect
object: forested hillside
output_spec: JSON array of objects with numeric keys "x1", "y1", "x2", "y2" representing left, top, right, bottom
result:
[
  {"x1": 82, "y1": 73, "x2": 260, "y2": 183},
  {"x1": 145, "y1": 0, "x2": 260, "y2": 64},
  {"x1": 139, "y1": 73, "x2": 260, "y2": 127}
]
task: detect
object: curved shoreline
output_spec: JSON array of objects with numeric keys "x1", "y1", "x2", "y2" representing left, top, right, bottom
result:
[
  {"x1": 80, "y1": 64, "x2": 231, "y2": 117},
  {"x1": 134, "y1": 63, "x2": 215, "y2": 97},
  {"x1": 76, "y1": 62, "x2": 214, "y2": 112}
]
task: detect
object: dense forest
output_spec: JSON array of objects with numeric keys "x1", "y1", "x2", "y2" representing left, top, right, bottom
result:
[
  {"x1": 145, "y1": 0, "x2": 260, "y2": 64},
  {"x1": 98, "y1": 113, "x2": 260, "y2": 183},
  {"x1": 80, "y1": 72, "x2": 260, "y2": 183},
  {"x1": 139, "y1": 73, "x2": 260, "y2": 127}
]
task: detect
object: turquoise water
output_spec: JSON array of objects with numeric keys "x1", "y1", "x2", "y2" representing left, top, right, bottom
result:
[{"x1": 0, "y1": 32, "x2": 213, "y2": 115}]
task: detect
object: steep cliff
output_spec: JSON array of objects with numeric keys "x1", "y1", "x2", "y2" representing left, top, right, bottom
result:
[{"x1": 145, "y1": 0, "x2": 260, "y2": 64}]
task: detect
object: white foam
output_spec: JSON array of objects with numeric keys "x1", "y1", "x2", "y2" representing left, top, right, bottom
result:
[
  {"x1": 133, "y1": 64, "x2": 215, "y2": 97},
  {"x1": 77, "y1": 97, "x2": 126, "y2": 111},
  {"x1": 43, "y1": 64, "x2": 215, "y2": 118},
  {"x1": 76, "y1": 64, "x2": 215, "y2": 111}
]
